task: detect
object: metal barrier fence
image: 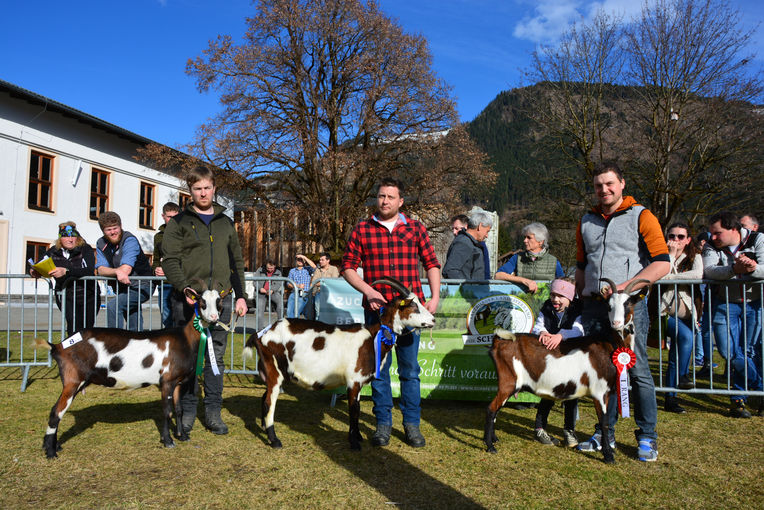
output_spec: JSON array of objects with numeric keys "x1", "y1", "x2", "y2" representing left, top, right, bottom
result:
[
  {"x1": 0, "y1": 274, "x2": 299, "y2": 390},
  {"x1": 2, "y1": 274, "x2": 762, "y2": 400}
]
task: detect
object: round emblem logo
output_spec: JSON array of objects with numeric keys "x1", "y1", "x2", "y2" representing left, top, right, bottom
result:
[{"x1": 462, "y1": 294, "x2": 535, "y2": 345}]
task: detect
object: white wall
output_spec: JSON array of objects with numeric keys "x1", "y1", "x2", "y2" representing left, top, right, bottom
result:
[{"x1": 0, "y1": 91, "x2": 232, "y2": 295}]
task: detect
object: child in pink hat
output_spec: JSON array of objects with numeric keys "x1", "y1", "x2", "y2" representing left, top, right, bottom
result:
[{"x1": 530, "y1": 278, "x2": 584, "y2": 447}]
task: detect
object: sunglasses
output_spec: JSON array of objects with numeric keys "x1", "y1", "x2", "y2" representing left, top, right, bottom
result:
[{"x1": 667, "y1": 234, "x2": 687, "y2": 240}]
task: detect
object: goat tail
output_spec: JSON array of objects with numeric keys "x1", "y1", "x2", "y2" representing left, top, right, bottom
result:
[
  {"x1": 494, "y1": 328, "x2": 516, "y2": 341},
  {"x1": 34, "y1": 337, "x2": 53, "y2": 351},
  {"x1": 242, "y1": 345, "x2": 255, "y2": 361}
]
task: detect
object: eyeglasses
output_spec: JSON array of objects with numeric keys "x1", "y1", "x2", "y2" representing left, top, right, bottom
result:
[{"x1": 667, "y1": 234, "x2": 687, "y2": 240}]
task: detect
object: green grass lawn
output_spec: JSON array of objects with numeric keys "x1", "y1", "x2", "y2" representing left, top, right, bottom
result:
[{"x1": 0, "y1": 365, "x2": 762, "y2": 509}]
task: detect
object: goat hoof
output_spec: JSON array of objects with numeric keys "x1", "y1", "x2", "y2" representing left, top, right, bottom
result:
[
  {"x1": 269, "y1": 439, "x2": 283, "y2": 449},
  {"x1": 603, "y1": 454, "x2": 615, "y2": 464},
  {"x1": 178, "y1": 434, "x2": 190, "y2": 442},
  {"x1": 486, "y1": 445, "x2": 497, "y2": 454},
  {"x1": 350, "y1": 442, "x2": 361, "y2": 451},
  {"x1": 45, "y1": 452, "x2": 58, "y2": 459},
  {"x1": 163, "y1": 439, "x2": 176, "y2": 448}
]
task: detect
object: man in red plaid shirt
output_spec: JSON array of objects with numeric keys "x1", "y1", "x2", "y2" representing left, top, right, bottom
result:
[{"x1": 342, "y1": 177, "x2": 441, "y2": 448}]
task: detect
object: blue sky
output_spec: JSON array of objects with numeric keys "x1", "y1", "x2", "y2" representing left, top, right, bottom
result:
[{"x1": 2, "y1": 0, "x2": 762, "y2": 148}]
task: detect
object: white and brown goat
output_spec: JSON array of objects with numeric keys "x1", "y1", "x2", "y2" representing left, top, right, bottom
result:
[
  {"x1": 37, "y1": 287, "x2": 227, "y2": 458},
  {"x1": 484, "y1": 279, "x2": 649, "y2": 463},
  {"x1": 242, "y1": 277, "x2": 435, "y2": 450}
]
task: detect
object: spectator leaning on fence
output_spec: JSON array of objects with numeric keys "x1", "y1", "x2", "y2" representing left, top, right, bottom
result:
[
  {"x1": 152, "y1": 201, "x2": 179, "y2": 328},
  {"x1": 702, "y1": 211, "x2": 764, "y2": 418},
  {"x1": 255, "y1": 259, "x2": 283, "y2": 326},
  {"x1": 451, "y1": 213, "x2": 491, "y2": 279},
  {"x1": 95, "y1": 211, "x2": 153, "y2": 331},
  {"x1": 29, "y1": 222, "x2": 101, "y2": 336},
  {"x1": 574, "y1": 162, "x2": 669, "y2": 462},
  {"x1": 286, "y1": 254, "x2": 314, "y2": 318},
  {"x1": 442, "y1": 208, "x2": 493, "y2": 280},
  {"x1": 161, "y1": 165, "x2": 248, "y2": 435},
  {"x1": 657, "y1": 222, "x2": 703, "y2": 415},
  {"x1": 495, "y1": 222, "x2": 564, "y2": 293},
  {"x1": 342, "y1": 176, "x2": 441, "y2": 449}
]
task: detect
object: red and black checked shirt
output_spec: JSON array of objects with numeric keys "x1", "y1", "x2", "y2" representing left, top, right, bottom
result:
[{"x1": 342, "y1": 213, "x2": 440, "y2": 308}]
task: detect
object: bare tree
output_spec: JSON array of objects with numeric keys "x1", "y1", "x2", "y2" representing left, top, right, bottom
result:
[
  {"x1": 623, "y1": 0, "x2": 764, "y2": 227},
  {"x1": 142, "y1": 0, "x2": 492, "y2": 252},
  {"x1": 524, "y1": 10, "x2": 625, "y2": 199}
]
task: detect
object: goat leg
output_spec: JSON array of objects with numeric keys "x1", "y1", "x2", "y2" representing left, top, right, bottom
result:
[
  {"x1": 347, "y1": 383, "x2": 363, "y2": 450},
  {"x1": 43, "y1": 381, "x2": 79, "y2": 459},
  {"x1": 262, "y1": 381, "x2": 282, "y2": 449},
  {"x1": 173, "y1": 382, "x2": 189, "y2": 441},
  {"x1": 159, "y1": 381, "x2": 176, "y2": 448}
]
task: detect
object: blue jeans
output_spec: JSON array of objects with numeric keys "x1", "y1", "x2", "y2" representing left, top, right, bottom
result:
[
  {"x1": 712, "y1": 299, "x2": 763, "y2": 401},
  {"x1": 106, "y1": 285, "x2": 151, "y2": 331},
  {"x1": 159, "y1": 283, "x2": 174, "y2": 328},
  {"x1": 286, "y1": 292, "x2": 308, "y2": 318},
  {"x1": 664, "y1": 316, "x2": 693, "y2": 397},
  {"x1": 582, "y1": 298, "x2": 657, "y2": 441},
  {"x1": 365, "y1": 310, "x2": 422, "y2": 426}
]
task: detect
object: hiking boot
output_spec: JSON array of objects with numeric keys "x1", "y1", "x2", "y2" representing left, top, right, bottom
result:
[
  {"x1": 576, "y1": 431, "x2": 615, "y2": 452},
  {"x1": 729, "y1": 399, "x2": 752, "y2": 419},
  {"x1": 403, "y1": 423, "x2": 426, "y2": 448},
  {"x1": 204, "y1": 409, "x2": 229, "y2": 434},
  {"x1": 637, "y1": 439, "x2": 658, "y2": 462},
  {"x1": 181, "y1": 412, "x2": 196, "y2": 435},
  {"x1": 677, "y1": 375, "x2": 695, "y2": 390},
  {"x1": 562, "y1": 429, "x2": 578, "y2": 448},
  {"x1": 371, "y1": 424, "x2": 392, "y2": 447},
  {"x1": 664, "y1": 396, "x2": 687, "y2": 414},
  {"x1": 534, "y1": 428, "x2": 560, "y2": 446}
]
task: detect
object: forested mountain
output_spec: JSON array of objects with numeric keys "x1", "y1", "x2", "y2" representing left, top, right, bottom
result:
[{"x1": 465, "y1": 83, "x2": 764, "y2": 266}]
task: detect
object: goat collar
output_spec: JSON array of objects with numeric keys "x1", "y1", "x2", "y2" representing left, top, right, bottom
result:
[{"x1": 374, "y1": 324, "x2": 397, "y2": 379}]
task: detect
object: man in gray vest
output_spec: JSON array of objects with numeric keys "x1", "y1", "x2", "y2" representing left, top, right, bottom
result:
[
  {"x1": 95, "y1": 211, "x2": 153, "y2": 331},
  {"x1": 575, "y1": 162, "x2": 669, "y2": 462}
]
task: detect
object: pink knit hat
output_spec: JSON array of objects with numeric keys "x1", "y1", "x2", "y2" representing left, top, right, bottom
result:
[{"x1": 550, "y1": 279, "x2": 575, "y2": 301}]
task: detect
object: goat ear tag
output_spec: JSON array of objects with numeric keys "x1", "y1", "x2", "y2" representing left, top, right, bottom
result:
[
  {"x1": 62, "y1": 332, "x2": 84, "y2": 349},
  {"x1": 400, "y1": 300, "x2": 406, "y2": 307}
]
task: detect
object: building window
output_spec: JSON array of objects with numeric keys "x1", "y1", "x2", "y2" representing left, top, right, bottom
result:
[
  {"x1": 28, "y1": 151, "x2": 54, "y2": 211},
  {"x1": 179, "y1": 192, "x2": 191, "y2": 209},
  {"x1": 139, "y1": 182, "x2": 155, "y2": 229},
  {"x1": 90, "y1": 168, "x2": 110, "y2": 220},
  {"x1": 26, "y1": 241, "x2": 49, "y2": 266}
]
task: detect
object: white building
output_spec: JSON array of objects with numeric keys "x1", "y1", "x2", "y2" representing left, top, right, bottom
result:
[{"x1": 0, "y1": 79, "x2": 225, "y2": 294}]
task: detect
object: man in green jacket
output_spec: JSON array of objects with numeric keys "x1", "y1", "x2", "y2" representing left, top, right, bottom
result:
[{"x1": 161, "y1": 166, "x2": 248, "y2": 436}]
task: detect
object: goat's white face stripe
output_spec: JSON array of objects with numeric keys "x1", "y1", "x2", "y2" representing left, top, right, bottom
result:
[{"x1": 608, "y1": 293, "x2": 631, "y2": 331}]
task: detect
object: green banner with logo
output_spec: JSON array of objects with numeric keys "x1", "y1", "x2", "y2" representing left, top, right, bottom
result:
[{"x1": 316, "y1": 278, "x2": 551, "y2": 402}]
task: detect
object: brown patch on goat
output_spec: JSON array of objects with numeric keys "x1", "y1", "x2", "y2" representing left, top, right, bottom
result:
[
  {"x1": 142, "y1": 354, "x2": 154, "y2": 368},
  {"x1": 312, "y1": 336, "x2": 326, "y2": 351},
  {"x1": 580, "y1": 372, "x2": 590, "y2": 387},
  {"x1": 354, "y1": 333, "x2": 375, "y2": 377},
  {"x1": 312, "y1": 382, "x2": 325, "y2": 390},
  {"x1": 552, "y1": 381, "x2": 577, "y2": 399},
  {"x1": 287, "y1": 318, "x2": 362, "y2": 335},
  {"x1": 285, "y1": 341, "x2": 296, "y2": 362},
  {"x1": 109, "y1": 356, "x2": 124, "y2": 372}
]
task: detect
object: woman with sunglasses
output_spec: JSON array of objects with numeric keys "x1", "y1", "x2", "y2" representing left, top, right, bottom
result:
[
  {"x1": 29, "y1": 222, "x2": 101, "y2": 336},
  {"x1": 658, "y1": 222, "x2": 703, "y2": 413}
]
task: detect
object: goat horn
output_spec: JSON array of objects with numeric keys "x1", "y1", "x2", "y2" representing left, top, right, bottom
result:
[
  {"x1": 599, "y1": 278, "x2": 617, "y2": 295},
  {"x1": 370, "y1": 277, "x2": 412, "y2": 297},
  {"x1": 624, "y1": 278, "x2": 651, "y2": 295}
]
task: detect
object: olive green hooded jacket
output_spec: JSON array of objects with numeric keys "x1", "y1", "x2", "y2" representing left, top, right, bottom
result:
[{"x1": 161, "y1": 203, "x2": 247, "y2": 299}]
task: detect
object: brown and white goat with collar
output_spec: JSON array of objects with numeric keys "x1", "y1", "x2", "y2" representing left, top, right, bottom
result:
[
  {"x1": 483, "y1": 279, "x2": 649, "y2": 464},
  {"x1": 37, "y1": 287, "x2": 227, "y2": 458},
  {"x1": 243, "y1": 277, "x2": 435, "y2": 450}
]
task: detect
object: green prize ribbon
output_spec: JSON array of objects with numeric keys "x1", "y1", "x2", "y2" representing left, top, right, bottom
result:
[{"x1": 193, "y1": 316, "x2": 207, "y2": 376}]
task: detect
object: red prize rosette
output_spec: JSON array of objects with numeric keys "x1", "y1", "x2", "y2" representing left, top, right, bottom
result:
[{"x1": 612, "y1": 347, "x2": 636, "y2": 417}]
